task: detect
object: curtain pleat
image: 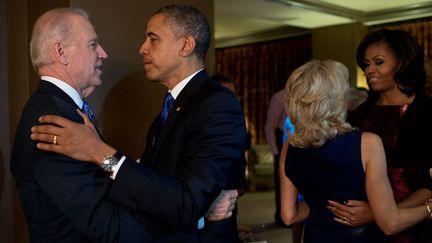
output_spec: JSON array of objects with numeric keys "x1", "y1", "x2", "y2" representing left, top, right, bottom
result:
[{"x1": 215, "y1": 35, "x2": 312, "y2": 144}]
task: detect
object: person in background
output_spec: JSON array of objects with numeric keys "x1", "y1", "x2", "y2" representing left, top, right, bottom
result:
[
  {"x1": 280, "y1": 59, "x2": 432, "y2": 243},
  {"x1": 264, "y1": 89, "x2": 287, "y2": 226},
  {"x1": 30, "y1": 5, "x2": 246, "y2": 243},
  {"x1": 346, "y1": 86, "x2": 369, "y2": 112},
  {"x1": 346, "y1": 86, "x2": 369, "y2": 121},
  {"x1": 281, "y1": 116, "x2": 303, "y2": 243},
  {"x1": 327, "y1": 28, "x2": 432, "y2": 243},
  {"x1": 211, "y1": 72, "x2": 251, "y2": 188},
  {"x1": 212, "y1": 73, "x2": 237, "y2": 94},
  {"x1": 264, "y1": 88, "x2": 304, "y2": 242}
]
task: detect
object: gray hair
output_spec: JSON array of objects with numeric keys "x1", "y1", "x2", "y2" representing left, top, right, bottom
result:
[{"x1": 30, "y1": 8, "x2": 89, "y2": 70}]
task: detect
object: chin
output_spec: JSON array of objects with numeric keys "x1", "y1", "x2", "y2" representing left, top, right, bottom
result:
[{"x1": 145, "y1": 72, "x2": 158, "y2": 82}]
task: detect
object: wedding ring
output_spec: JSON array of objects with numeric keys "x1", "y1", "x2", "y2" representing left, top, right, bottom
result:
[
  {"x1": 344, "y1": 216, "x2": 348, "y2": 224},
  {"x1": 53, "y1": 135, "x2": 57, "y2": 145}
]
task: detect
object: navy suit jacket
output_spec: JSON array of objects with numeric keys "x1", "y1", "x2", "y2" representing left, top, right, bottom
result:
[
  {"x1": 108, "y1": 70, "x2": 246, "y2": 242},
  {"x1": 10, "y1": 81, "x2": 150, "y2": 243}
]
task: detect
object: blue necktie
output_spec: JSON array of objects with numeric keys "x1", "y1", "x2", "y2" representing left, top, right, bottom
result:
[
  {"x1": 160, "y1": 93, "x2": 174, "y2": 123},
  {"x1": 82, "y1": 101, "x2": 95, "y2": 122}
]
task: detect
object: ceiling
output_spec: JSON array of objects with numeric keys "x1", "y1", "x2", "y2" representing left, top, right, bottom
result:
[{"x1": 214, "y1": 0, "x2": 432, "y2": 47}]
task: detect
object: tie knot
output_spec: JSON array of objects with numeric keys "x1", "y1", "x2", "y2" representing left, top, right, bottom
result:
[
  {"x1": 82, "y1": 101, "x2": 95, "y2": 122},
  {"x1": 160, "y1": 93, "x2": 174, "y2": 123}
]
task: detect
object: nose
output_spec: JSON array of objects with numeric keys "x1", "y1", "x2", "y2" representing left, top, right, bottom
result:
[
  {"x1": 139, "y1": 38, "x2": 149, "y2": 56},
  {"x1": 97, "y1": 44, "x2": 108, "y2": 59},
  {"x1": 365, "y1": 64, "x2": 376, "y2": 75}
]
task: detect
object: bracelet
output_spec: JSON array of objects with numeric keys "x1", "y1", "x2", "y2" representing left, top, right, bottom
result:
[{"x1": 425, "y1": 199, "x2": 432, "y2": 221}]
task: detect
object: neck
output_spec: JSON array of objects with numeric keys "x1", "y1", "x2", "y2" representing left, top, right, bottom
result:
[
  {"x1": 377, "y1": 89, "x2": 415, "y2": 105},
  {"x1": 39, "y1": 65, "x2": 84, "y2": 98},
  {"x1": 162, "y1": 62, "x2": 204, "y2": 90}
]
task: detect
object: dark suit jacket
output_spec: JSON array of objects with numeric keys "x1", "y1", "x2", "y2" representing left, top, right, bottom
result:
[
  {"x1": 108, "y1": 70, "x2": 246, "y2": 242},
  {"x1": 10, "y1": 81, "x2": 150, "y2": 243},
  {"x1": 348, "y1": 93, "x2": 432, "y2": 191}
]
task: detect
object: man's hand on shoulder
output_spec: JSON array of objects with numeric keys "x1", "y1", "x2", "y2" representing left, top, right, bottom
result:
[{"x1": 31, "y1": 109, "x2": 115, "y2": 164}]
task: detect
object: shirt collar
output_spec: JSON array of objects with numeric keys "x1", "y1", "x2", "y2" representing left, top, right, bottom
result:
[
  {"x1": 169, "y1": 69, "x2": 203, "y2": 99},
  {"x1": 41, "y1": 76, "x2": 83, "y2": 108}
]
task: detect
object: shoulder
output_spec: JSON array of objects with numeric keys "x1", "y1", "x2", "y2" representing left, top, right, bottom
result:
[
  {"x1": 361, "y1": 132, "x2": 385, "y2": 170},
  {"x1": 361, "y1": 132, "x2": 382, "y2": 146},
  {"x1": 411, "y1": 93, "x2": 432, "y2": 109},
  {"x1": 361, "y1": 132, "x2": 383, "y2": 158},
  {"x1": 197, "y1": 79, "x2": 241, "y2": 108},
  {"x1": 404, "y1": 94, "x2": 432, "y2": 124}
]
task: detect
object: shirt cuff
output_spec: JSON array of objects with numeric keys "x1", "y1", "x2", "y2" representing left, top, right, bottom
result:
[{"x1": 110, "y1": 156, "x2": 126, "y2": 179}]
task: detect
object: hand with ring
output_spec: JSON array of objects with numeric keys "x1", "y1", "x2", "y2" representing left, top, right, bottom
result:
[
  {"x1": 31, "y1": 109, "x2": 116, "y2": 164},
  {"x1": 327, "y1": 199, "x2": 374, "y2": 226},
  {"x1": 343, "y1": 216, "x2": 349, "y2": 225}
]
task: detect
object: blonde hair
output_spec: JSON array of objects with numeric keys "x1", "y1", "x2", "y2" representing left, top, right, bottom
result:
[{"x1": 285, "y1": 59, "x2": 354, "y2": 148}]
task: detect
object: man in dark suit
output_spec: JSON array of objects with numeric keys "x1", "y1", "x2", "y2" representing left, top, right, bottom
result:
[
  {"x1": 31, "y1": 5, "x2": 246, "y2": 243},
  {"x1": 10, "y1": 8, "x2": 152, "y2": 242}
]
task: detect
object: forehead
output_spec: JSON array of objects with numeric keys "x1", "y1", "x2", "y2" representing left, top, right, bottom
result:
[
  {"x1": 70, "y1": 15, "x2": 96, "y2": 38},
  {"x1": 146, "y1": 13, "x2": 175, "y2": 36},
  {"x1": 365, "y1": 41, "x2": 394, "y2": 57}
]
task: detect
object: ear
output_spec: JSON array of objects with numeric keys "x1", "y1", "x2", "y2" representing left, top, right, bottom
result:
[
  {"x1": 52, "y1": 42, "x2": 68, "y2": 65},
  {"x1": 180, "y1": 36, "x2": 196, "y2": 57}
]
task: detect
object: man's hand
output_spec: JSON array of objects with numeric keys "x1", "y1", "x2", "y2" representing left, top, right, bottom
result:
[
  {"x1": 327, "y1": 199, "x2": 374, "y2": 226},
  {"x1": 205, "y1": 190, "x2": 238, "y2": 221},
  {"x1": 31, "y1": 109, "x2": 115, "y2": 164}
]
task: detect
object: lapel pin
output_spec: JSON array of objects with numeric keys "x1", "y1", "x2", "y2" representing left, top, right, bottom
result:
[{"x1": 176, "y1": 107, "x2": 181, "y2": 111}]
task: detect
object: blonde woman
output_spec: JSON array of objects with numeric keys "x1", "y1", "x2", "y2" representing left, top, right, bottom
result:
[{"x1": 279, "y1": 59, "x2": 431, "y2": 243}]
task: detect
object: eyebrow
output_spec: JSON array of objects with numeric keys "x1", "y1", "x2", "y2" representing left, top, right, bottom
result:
[
  {"x1": 147, "y1": 32, "x2": 159, "y2": 38},
  {"x1": 88, "y1": 37, "x2": 99, "y2": 43}
]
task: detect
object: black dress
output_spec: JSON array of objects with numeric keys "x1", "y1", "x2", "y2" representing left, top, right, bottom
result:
[
  {"x1": 349, "y1": 94, "x2": 432, "y2": 243},
  {"x1": 285, "y1": 131, "x2": 385, "y2": 243}
]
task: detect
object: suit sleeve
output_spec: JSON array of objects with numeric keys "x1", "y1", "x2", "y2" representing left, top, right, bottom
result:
[
  {"x1": 32, "y1": 107, "x2": 151, "y2": 243},
  {"x1": 108, "y1": 88, "x2": 247, "y2": 231}
]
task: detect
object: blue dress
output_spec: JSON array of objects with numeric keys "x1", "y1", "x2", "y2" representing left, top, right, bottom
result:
[{"x1": 284, "y1": 130, "x2": 386, "y2": 243}]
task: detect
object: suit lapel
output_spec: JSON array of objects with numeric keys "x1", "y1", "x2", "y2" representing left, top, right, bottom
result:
[
  {"x1": 150, "y1": 70, "x2": 210, "y2": 163},
  {"x1": 38, "y1": 80, "x2": 103, "y2": 138}
]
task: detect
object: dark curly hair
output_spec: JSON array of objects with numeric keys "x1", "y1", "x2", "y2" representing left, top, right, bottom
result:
[{"x1": 356, "y1": 28, "x2": 425, "y2": 97}]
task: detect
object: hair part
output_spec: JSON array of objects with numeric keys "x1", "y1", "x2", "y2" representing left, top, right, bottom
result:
[
  {"x1": 153, "y1": 4, "x2": 210, "y2": 62},
  {"x1": 285, "y1": 59, "x2": 354, "y2": 148},
  {"x1": 356, "y1": 28, "x2": 426, "y2": 96},
  {"x1": 30, "y1": 8, "x2": 89, "y2": 70}
]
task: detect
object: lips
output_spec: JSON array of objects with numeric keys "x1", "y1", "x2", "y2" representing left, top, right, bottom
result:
[
  {"x1": 95, "y1": 62, "x2": 103, "y2": 71},
  {"x1": 367, "y1": 76, "x2": 379, "y2": 84},
  {"x1": 143, "y1": 58, "x2": 152, "y2": 65}
]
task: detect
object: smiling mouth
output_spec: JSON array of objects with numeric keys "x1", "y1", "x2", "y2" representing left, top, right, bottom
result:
[{"x1": 368, "y1": 77, "x2": 379, "y2": 82}]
